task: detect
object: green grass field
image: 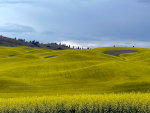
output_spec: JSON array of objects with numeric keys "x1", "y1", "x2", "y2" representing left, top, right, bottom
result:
[{"x1": 0, "y1": 46, "x2": 150, "y2": 97}]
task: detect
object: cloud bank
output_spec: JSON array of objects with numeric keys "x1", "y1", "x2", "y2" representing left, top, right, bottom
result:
[
  {"x1": 0, "y1": 0, "x2": 150, "y2": 48},
  {"x1": 0, "y1": 24, "x2": 35, "y2": 32}
]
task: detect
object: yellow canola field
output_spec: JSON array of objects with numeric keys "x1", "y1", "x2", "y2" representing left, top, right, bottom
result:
[
  {"x1": 0, "y1": 46, "x2": 150, "y2": 97},
  {"x1": 0, "y1": 93, "x2": 150, "y2": 113}
]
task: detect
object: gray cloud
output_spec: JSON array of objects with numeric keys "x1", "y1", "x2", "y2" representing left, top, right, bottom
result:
[
  {"x1": 0, "y1": 0, "x2": 150, "y2": 48},
  {"x1": 60, "y1": 40, "x2": 150, "y2": 48},
  {"x1": 0, "y1": 24, "x2": 35, "y2": 32},
  {"x1": 29, "y1": 0, "x2": 150, "y2": 41}
]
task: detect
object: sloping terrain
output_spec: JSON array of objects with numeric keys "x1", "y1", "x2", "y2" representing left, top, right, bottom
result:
[
  {"x1": 103, "y1": 50, "x2": 137, "y2": 56},
  {"x1": 0, "y1": 35, "x2": 70, "y2": 50},
  {"x1": 0, "y1": 46, "x2": 150, "y2": 97}
]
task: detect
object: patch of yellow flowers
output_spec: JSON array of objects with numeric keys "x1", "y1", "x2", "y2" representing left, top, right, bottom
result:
[{"x1": 0, "y1": 93, "x2": 150, "y2": 113}]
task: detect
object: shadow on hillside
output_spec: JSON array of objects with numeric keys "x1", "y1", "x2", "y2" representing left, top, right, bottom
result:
[{"x1": 103, "y1": 50, "x2": 137, "y2": 56}]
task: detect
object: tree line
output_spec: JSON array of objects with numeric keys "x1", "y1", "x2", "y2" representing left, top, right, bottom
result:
[{"x1": 0, "y1": 35, "x2": 90, "y2": 50}]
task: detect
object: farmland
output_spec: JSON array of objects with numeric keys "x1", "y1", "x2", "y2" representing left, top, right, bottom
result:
[
  {"x1": 0, "y1": 46, "x2": 150, "y2": 112},
  {"x1": 1, "y1": 93, "x2": 150, "y2": 113}
]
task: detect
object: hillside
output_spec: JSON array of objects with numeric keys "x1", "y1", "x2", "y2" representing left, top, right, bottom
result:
[
  {"x1": 0, "y1": 46, "x2": 150, "y2": 97},
  {"x1": 0, "y1": 35, "x2": 70, "y2": 50}
]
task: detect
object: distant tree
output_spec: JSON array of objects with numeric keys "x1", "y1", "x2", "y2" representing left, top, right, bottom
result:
[
  {"x1": 77, "y1": 46, "x2": 80, "y2": 49},
  {"x1": 73, "y1": 46, "x2": 74, "y2": 49},
  {"x1": 0, "y1": 35, "x2": 70, "y2": 50},
  {"x1": 57, "y1": 47, "x2": 63, "y2": 50},
  {"x1": 87, "y1": 47, "x2": 89, "y2": 49},
  {"x1": 133, "y1": 46, "x2": 135, "y2": 48},
  {"x1": 32, "y1": 40, "x2": 35, "y2": 44},
  {"x1": 31, "y1": 40, "x2": 40, "y2": 47},
  {"x1": 18, "y1": 39, "x2": 25, "y2": 42},
  {"x1": 35, "y1": 41, "x2": 40, "y2": 47}
]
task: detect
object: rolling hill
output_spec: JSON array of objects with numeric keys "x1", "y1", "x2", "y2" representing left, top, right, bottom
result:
[
  {"x1": 0, "y1": 35, "x2": 70, "y2": 50},
  {"x1": 0, "y1": 46, "x2": 150, "y2": 97}
]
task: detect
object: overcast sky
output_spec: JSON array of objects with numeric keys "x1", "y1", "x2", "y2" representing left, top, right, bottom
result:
[{"x1": 0, "y1": 0, "x2": 150, "y2": 48}]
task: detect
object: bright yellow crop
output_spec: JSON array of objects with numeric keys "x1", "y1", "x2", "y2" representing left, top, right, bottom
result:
[
  {"x1": 0, "y1": 93, "x2": 150, "y2": 113},
  {"x1": 0, "y1": 46, "x2": 150, "y2": 97},
  {"x1": 0, "y1": 46, "x2": 150, "y2": 112}
]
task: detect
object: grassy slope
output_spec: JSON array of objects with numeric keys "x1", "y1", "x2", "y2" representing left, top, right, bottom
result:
[{"x1": 0, "y1": 46, "x2": 150, "y2": 97}]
